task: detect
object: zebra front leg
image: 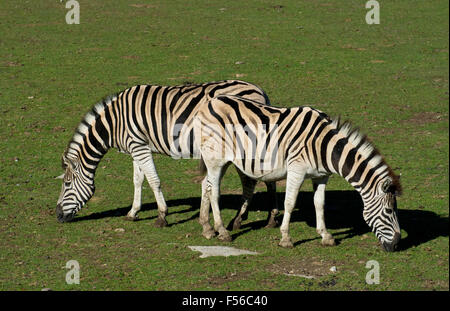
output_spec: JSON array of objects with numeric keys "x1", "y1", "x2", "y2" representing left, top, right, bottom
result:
[
  {"x1": 264, "y1": 181, "x2": 279, "y2": 228},
  {"x1": 125, "y1": 160, "x2": 145, "y2": 221},
  {"x1": 312, "y1": 177, "x2": 335, "y2": 246},
  {"x1": 199, "y1": 176, "x2": 215, "y2": 239},
  {"x1": 132, "y1": 148, "x2": 168, "y2": 227},
  {"x1": 231, "y1": 169, "x2": 257, "y2": 230},
  {"x1": 279, "y1": 171, "x2": 305, "y2": 248}
]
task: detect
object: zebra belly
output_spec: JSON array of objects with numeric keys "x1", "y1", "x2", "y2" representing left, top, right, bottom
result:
[
  {"x1": 235, "y1": 164, "x2": 287, "y2": 183},
  {"x1": 304, "y1": 167, "x2": 331, "y2": 179},
  {"x1": 258, "y1": 169, "x2": 288, "y2": 182}
]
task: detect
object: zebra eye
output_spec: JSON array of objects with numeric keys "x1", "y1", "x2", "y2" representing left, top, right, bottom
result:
[{"x1": 385, "y1": 208, "x2": 393, "y2": 215}]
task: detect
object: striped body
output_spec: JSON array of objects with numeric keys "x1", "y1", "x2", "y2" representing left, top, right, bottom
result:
[
  {"x1": 75, "y1": 80, "x2": 269, "y2": 159},
  {"x1": 56, "y1": 80, "x2": 276, "y2": 226},
  {"x1": 194, "y1": 95, "x2": 402, "y2": 251}
]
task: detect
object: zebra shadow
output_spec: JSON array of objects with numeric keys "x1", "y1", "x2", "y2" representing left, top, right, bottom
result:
[
  {"x1": 73, "y1": 197, "x2": 201, "y2": 226},
  {"x1": 73, "y1": 190, "x2": 448, "y2": 251},
  {"x1": 230, "y1": 190, "x2": 448, "y2": 251}
]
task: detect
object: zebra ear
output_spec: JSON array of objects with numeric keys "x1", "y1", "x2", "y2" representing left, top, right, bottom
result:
[
  {"x1": 61, "y1": 148, "x2": 69, "y2": 170},
  {"x1": 381, "y1": 176, "x2": 402, "y2": 196},
  {"x1": 62, "y1": 154, "x2": 77, "y2": 171},
  {"x1": 394, "y1": 174, "x2": 402, "y2": 196},
  {"x1": 61, "y1": 156, "x2": 67, "y2": 170},
  {"x1": 381, "y1": 178, "x2": 393, "y2": 193}
]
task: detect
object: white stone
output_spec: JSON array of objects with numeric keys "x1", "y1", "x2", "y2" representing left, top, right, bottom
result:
[{"x1": 188, "y1": 246, "x2": 259, "y2": 258}]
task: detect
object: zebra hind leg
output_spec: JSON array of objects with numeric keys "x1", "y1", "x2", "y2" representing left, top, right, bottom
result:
[
  {"x1": 199, "y1": 176, "x2": 215, "y2": 239},
  {"x1": 313, "y1": 177, "x2": 335, "y2": 246},
  {"x1": 125, "y1": 160, "x2": 145, "y2": 221},
  {"x1": 230, "y1": 169, "x2": 257, "y2": 231},
  {"x1": 264, "y1": 181, "x2": 279, "y2": 228},
  {"x1": 206, "y1": 162, "x2": 232, "y2": 242}
]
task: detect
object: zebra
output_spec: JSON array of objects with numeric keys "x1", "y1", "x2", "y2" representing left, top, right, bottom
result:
[
  {"x1": 56, "y1": 80, "x2": 279, "y2": 230},
  {"x1": 193, "y1": 95, "x2": 402, "y2": 251}
]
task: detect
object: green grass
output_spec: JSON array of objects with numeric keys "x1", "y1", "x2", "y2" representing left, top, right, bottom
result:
[{"x1": 0, "y1": 0, "x2": 448, "y2": 290}]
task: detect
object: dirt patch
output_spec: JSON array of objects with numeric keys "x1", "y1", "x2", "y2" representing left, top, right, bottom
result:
[
  {"x1": 341, "y1": 44, "x2": 366, "y2": 51},
  {"x1": 130, "y1": 4, "x2": 157, "y2": 9},
  {"x1": 185, "y1": 168, "x2": 204, "y2": 184},
  {"x1": 122, "y1": 55, "x2": 140, "y2": 60},
  {"x1": 403, "y1": 111, "x2": 446, "y2": 126},
  {"x1": 205, "y1": 270, "x2": 249, "y2": 288},
  {"x1": 266, "y1": 257, "x2": 339, "y2": 279},
  {"x1": 3, "y1": 61, "x2": 24, "y2": 67}
]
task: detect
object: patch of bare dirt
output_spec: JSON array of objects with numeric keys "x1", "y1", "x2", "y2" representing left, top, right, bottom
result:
[
  {"x1": 3, "y1": 61, "x2": 23, "y2": 67},
  {"x1": 403, "y1": 111, "x2": 446, "y2": 126},
  {"x1": 130, "y1": 4, "x2": 157, "y2": 8},
  {"x1": 266, "y1": 257, "x2": 340, "y2": 279},
  {"x1": 186, "y1": 169, "x2": 204, "y2": 184},
  {"x1": 122, "y1": 55, "x2": 141, "y2": 60},
  {"x1": 341, "y1": 44, "x2": 366, "y2": 51},
  {"x1": 205, "y1": 271, "x2": 249, "y2": 288}
]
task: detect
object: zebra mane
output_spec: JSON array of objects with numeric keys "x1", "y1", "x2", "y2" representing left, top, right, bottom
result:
[
  {"x1": 330, "y1": 116, "x2": 402, "y2": 195},
  {"x1": 65, "y1": 94, "x2": 118, "y2": 159}
]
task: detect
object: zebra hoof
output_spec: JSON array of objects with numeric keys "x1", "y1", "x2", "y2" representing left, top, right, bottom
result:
[
  {"x1": 124, "y1": 215, "x2": 138, "y2": 221},
  {"x1": 232, "y1": 220, "x2": 242, "y2": 231},
  {"x1": 218, "y1": 232, "x2": 232, "y2": 242},
  {"x1": 264, "y1": 219, "x2": 278, "y2": 228},
  {"x1": 321, "y1": 238, "x2": 336, "y2": 247},
  {"x1": 202, "y1": 229, "x2": 216, "y2": 240},
  {"x1": 279, "y1": 238, "x2": 294, "y2": 248},
  {"x1": 154, "y1": 217, "x2": 168, "y2": 228}
]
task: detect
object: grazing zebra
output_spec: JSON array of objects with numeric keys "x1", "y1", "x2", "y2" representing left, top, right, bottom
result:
[
  {"x1": 193, "y1": 95, "x2": 402, "y2": 251},
  {"x1": 56, "y1": 80, "x2": 279, "y2": 228}
]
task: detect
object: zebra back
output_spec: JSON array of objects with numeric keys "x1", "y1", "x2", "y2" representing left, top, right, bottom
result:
[
  {"x1": 194, "y1": 94, "x2": 401, "y2": 193},
  {"x1": 66, "y1": 80, "x2": 269, "y2": 162}
]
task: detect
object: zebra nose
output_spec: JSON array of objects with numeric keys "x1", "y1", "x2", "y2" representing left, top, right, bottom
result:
[
  {"x1": 392, "y1": 232, "x2": 401, "y2": 245},
  {"x1": 382, "y1": 232, "x2": 401, "y2": 252},
  {"x1": 56, "y1": 204, "x2": 74, "y2": 223},
  {"x1": 56, "y1": 204, "x2": 64, "y2": 223}
]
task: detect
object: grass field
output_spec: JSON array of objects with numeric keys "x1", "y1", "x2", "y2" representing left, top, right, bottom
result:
[{"x1": 0, "y1": 0, "x2": 448, "y2": 291}]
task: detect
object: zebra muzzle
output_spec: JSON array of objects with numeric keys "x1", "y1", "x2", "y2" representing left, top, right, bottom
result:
[
  {"x1": 381, "y1": 232, "x2": 401, "y2": 252},
  {"x1": 56, "y1": 204, "x2": 75, "y2": 223}
]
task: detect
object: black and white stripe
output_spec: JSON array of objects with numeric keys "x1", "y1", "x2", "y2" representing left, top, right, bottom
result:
[
  {"x1": 194, "y1": 95, "x2": 402, "y2": 251},
  {"x1": 56, "y1": 80, "x2": 277, "y2": 226}
]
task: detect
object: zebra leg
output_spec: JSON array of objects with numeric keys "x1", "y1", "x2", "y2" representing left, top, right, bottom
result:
[
  {"x1": 207, "y1": 163, "x2": 232, "y2": 242},
  {"x1": 279, "y1": 170, "x2": 305, "y2": 248},
  {"x1": 125, "y1": 160, "x2": 145, "y2": 221},
  {"x1": 264, "y1": 181, "x2": 279, "y2": 228},
  {"x1": 132, "y1": 147, "x2": 168, "y2": 227},
  {"x1": 199, "y1": 176, "x2": 215, "y2": 239},
  {"x1": 312, "y1": 177, "x2": 335, "y2": 246},
  {"x1": 231, "y1": 169, "x2": 257, "y2": 230}
]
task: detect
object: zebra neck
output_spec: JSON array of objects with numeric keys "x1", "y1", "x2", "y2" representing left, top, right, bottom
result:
[
  {"x1": 320, "y1": 126, "x2": 389, "y2": 198},
  {"x1": 66, "y1": 140, "x2": 107, "y2": 180},
  {"x1": 333, "y1": 148, "x2": 389, "y2": 203},
  {"x1": 66, "y1": 104, "x2": 113, "y2": 179}
]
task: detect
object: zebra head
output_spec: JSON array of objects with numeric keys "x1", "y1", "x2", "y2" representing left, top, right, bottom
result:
[
  {"x1": 56, "y1": 153, "x2": 95, "y2": 223},
  {"x1": 363, "y1": 176, "x2": 402, "y2": 252}
]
